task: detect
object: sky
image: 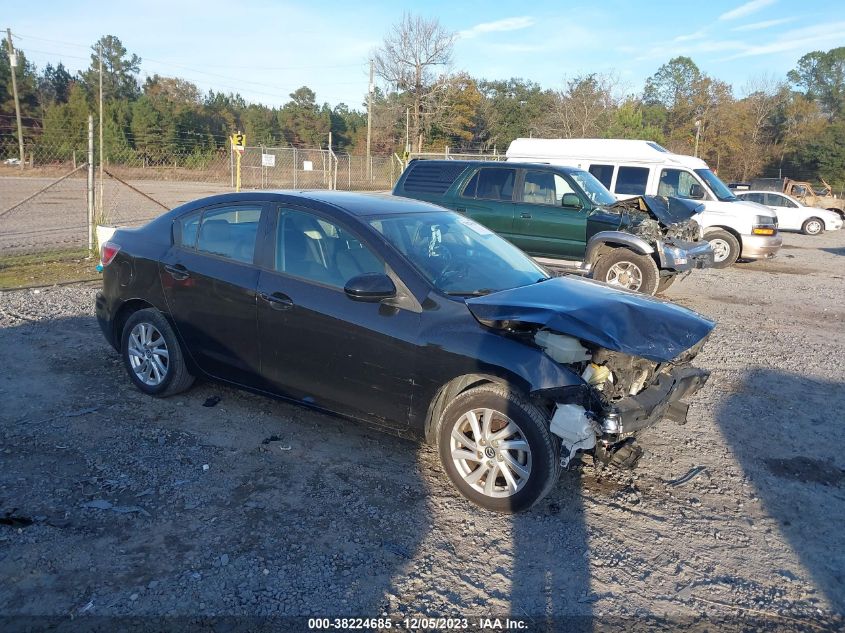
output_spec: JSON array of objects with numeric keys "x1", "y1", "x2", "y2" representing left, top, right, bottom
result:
[{"x1": 4, "y1": 0, "x2": 844, "y2": 110}]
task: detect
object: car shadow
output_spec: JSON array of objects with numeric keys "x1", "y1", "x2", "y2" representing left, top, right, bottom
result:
[
  {"x1": 821, "y1": 246, "x2": 845, "y2": 257},
  {"x1": 715, "y1": 369, "x2": 845, "y2": 616}
]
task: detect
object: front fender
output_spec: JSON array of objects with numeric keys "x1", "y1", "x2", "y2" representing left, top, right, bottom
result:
[{"x1": 585, "y1": 231, "x2": 654, "y2": 264}]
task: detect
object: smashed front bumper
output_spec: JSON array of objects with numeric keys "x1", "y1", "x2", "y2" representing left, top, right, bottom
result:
[
  {"x1": 658, "y1": 239, "x2": 715, "y2": 272},
  {"x1": 601, "y1": 366, "x2": 710, "y2": 436}
]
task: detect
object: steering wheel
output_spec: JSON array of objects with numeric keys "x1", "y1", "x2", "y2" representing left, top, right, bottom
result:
[{"x1": 433, "y1": 259, "x2": 470, "y2": 288}]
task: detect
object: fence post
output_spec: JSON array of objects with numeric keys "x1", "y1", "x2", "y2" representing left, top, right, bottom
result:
[{"x1": 87, "y1": 115, "x2": 94, "y2": 254}]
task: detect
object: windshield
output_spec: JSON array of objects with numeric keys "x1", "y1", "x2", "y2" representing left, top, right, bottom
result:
[
  {"x1": 695, "y1": 168, "x2": 737, "y2": 202},
  {"x1": 568, "y1": 169, "x2": 617, "y2": 206},
  {"x1": 370, "y1": 211, "x2": 549, "y2": 296}
]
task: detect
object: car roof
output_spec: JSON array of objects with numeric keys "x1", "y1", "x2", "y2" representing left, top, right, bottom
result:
[
  {"x1": 408, "y1": 159, "x2": 585, "y2": 173},
  {"x1": 165, "y1": 190, "x2": 447, "y2": 219}
]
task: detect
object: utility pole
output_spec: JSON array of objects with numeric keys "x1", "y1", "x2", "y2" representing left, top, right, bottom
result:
[
  {"x1": 98, "y1": 42, "x2": 104, "y2": 218},
  {"x1": 6, "y1": 29, "x2": 24, "y2": 169},
  {"x1": 694, "y1": 119, "x2": 702, "y2": 158},
  {"x1": 366, "y1": 59, "x2": 373, "y2": 181}
]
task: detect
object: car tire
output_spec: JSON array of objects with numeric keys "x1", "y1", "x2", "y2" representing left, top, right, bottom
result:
[
  {"x1": 591, "y1": 248, "x2": 660, "y2": 295},
  {"x1": 121, "y1": 308, "x2": 194, "y2": 397},
  {"x1": 436, "y1": 383, "x2": 560, "y2": 513},
  {"x1": 801, "y1": 217, "x2": 824, "y2": 236},
  {"x1": 706, "y1": 230, "x2": 740, "y2": 269},
  {"x1": 656, "y1": 275, "x2": 676, "y2": 294}
]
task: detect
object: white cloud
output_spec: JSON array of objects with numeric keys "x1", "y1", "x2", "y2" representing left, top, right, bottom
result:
[
  {"x1": 459, "y1": 16, "x2": 535, "y2": 39},
  {"x1": 719, "y1": 0, "x2": 777, "y2": 21},
  {"x1": 673, "y1": 28, "x2": 708, "y2": 43},
  {"x1": 724, "y1": 21, "x2": 845, "y2": 58},
  {"x1": 731, "y1": 17, "x2": 796, "y2": 31}
]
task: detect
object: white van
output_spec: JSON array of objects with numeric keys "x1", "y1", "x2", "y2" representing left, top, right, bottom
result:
[{"x1": 506, "y1": 138, "x2": 781, "y2": 267}]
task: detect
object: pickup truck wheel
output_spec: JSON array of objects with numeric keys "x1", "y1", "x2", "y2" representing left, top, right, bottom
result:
[
  {"x1": 656, "y1": 275, "x2": 676, "y2": 294},
  {"x1": 436, "y1": 383, "x2": 560, "y2": 513},
  {"x1": 801, "y1": 217, "x2": 824, "y2": 235},
  {"x1": 706, "y1": 230, "x2": 740, "y2": 268},
  {"x1": 592, "y1": 249, "x2": 659, "y2": 295}
]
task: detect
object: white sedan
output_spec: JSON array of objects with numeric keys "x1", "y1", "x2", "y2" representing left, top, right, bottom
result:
[{"x1": 736, "y1": 191, "x2": 843, "y2": 235}]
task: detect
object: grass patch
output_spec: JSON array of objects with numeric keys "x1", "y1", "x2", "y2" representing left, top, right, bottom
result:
[{"x1": 0, "y1": 248, "x2": 100, "y2": 290}]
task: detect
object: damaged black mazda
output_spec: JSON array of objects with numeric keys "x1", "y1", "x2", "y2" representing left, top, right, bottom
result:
[{"x1": 95, "y1": 191, "x2": 713, "y2": 513}]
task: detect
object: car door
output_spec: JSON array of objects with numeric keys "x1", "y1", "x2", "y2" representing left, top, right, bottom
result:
[
  {"x1": 765, "y1": 193, "x2": 801, "y2": 230},
  {"x1": 255, "y1": 204, "x2": 419, "y2": 427},
  {"x1": 159, "y1": 202, "x2": 265, "y2": 385},
  {"x1": 453, "y1": 166, "x2": 518, "y2": 239},
  {"x1": 509, "y1": 169, "x2": 587, "y2": 259}
]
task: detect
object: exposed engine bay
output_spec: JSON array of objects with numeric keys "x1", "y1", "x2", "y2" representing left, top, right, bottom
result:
[
  {"x1": 611, "y1": 195, "x2": 704, "y2": 244},
  {"x1": 533, "y1": 328, "x2": 709, "y2": 468}
]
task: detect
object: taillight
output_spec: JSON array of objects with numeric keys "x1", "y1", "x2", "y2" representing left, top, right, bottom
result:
[{"x1": 100, "y1": 241, "x2": 121, "y2": 266}]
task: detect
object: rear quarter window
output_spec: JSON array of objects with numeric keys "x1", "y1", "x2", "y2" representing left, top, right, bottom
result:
[{"x1": 401, "y1": 162, "x2": 467, "y2": 195}]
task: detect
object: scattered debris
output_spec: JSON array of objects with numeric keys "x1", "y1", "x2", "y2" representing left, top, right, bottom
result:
[
  {"x1": 202, "y1": 396, "x2": 221, "y2": 408},
  {"x1": 666, "y1": 466, "x2": 708, "y2": 487},
  {"x1": 0, "y1": 512, "x2": 34, "y2": 527},
  {"x1": 202, "y1": 464, "x2": 209, "y2": 471}
]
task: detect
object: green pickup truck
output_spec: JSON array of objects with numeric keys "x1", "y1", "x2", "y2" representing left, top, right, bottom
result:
[{"x1": 392, "y1": 160, "x2": 715, "y2": 295}]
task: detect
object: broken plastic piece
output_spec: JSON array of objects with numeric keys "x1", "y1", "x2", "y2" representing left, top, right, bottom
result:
[
  {"x1": 535, "y1": 330, "x2": 591, "y2": 364},
  {"x1": 550, "y1": 404, "x2": 597, "y2": 468}
]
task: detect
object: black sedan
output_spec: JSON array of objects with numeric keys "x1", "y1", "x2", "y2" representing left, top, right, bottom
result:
[{"x1": 96, "y1": 191, "x2": 713, "y2": 512}]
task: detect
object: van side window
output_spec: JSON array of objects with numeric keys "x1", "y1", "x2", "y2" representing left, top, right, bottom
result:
[
  {"x1": 588, "y1": 164, "x2": 613, "y2": 189},
  {"x1": 614, "y1": 167, "x2": 649, "y2": 195},
  {"x1": 658, "y1": 169, "x2": 700, "y2": 198},
  {"x1": 462, "y1": 168, "x2": 516, "y2": 202}
]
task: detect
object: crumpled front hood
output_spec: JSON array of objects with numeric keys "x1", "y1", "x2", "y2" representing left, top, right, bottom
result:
[
  {"x1": 466, "y1": 275, "x2": 715, "y2": 363},
  {"x1": 610, "y1": 196, "x2": 704, "y2": 227}
]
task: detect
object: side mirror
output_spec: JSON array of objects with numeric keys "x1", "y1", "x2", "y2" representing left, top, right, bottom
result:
[
  {"x1": 344, "y1": 272, "x2": 396, "y2": 302},
  {"x1": 561, "y1": 193, "x2": 583, "y2": 209},
  {"x1": 688, "y1": 184, "x2": 705, "y2": 200}
]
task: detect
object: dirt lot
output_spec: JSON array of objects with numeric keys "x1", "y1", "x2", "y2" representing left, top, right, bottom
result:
[{"x1": 0, "y1": 231, "x2": 844, "y2": 630}]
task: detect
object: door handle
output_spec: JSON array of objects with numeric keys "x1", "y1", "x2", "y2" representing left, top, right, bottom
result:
[
  {"x1": 164, "y1": 264, "x2": 190, "y2": 280},
  {"x1": 520, "y1": 212, "x2": 532, "y2": 219},
  {"x1": 260, "y1": 291, "x2": 294, "y2": 310}
]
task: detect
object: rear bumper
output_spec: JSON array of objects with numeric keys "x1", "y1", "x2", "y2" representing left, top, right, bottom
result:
[
  {"x1": 600, "y1": 366, "x2": 710, "y2": 436},
  {"x1": 660, "y1": 239, "x2": 715, "y2": 272},
  {"x1": 741, "y1": 233, "x2": 782, "y2": 260},
  {"x1": 95, "y1": 291, "x2": 117, "y2": 350}
]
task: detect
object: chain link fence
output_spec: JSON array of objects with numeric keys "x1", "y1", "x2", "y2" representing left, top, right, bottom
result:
[{"x1": 1, "y1": 121, "x2": 506, "y2": 287}]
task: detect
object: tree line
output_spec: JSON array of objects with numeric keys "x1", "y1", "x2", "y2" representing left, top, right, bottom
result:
[{"x1": 1, "y1": 18, "x2": 844, "y2": 186}]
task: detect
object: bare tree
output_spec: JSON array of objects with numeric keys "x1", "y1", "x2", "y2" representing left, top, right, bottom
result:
[
  {"x1": 373, "y1": 13, "x2": 455, "y2": 150},
  {"x1": 536, "y1": 73, "x2": 621, "y2": 138}
]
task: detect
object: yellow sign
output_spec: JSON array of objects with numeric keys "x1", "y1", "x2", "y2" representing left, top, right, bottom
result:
[{"x1": 231, "y1": 133, "x2": 246, "y2": 154}]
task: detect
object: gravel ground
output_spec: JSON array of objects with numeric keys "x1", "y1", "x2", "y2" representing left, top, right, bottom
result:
[{"x1": 0, "y1": 230, "x2": 844, "y2": 630}]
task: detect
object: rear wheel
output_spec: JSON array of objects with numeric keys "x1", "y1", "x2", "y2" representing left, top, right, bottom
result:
[
  {"x1": 706, "y1": 230, "x2": 740, "y2": 268},
  {"x1": 591, "y1": 248, "x2": 660, "y2": 295},
  {"x1": 121, "y1": 308, "x2": 194, "y2": 397},
  {"x1": 436, "y1": 383, "x2": 560, "y2": 513},
  {"x1": 801, "y1": 217, "x2": 824, "y2": 236}
]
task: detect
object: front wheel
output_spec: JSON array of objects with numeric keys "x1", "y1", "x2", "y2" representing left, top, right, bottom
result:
[
  {"x1": 121, "y1": 308, "x2": 194, "y2": 397},
  {"x1": 801, "y1": 217, "x2": 824, "y2": 236},
  {"x1": 436, "y1": 383, "x2": 560, "y2": 513},
  {"x1": 591, "y1": 248, "x2": 660, "y2": 295},
  {"x1": 706, "y1": 230, "x2": 740, "y2": 269}
]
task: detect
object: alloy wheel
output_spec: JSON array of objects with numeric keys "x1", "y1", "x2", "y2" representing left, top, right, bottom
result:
[
  {"x1": 450, "y1": 408, "x2": 532, "y2": 498},
  {"x1": 605, "y1": 261, "x2": 643, "y2": 290},
  {"x1": 127, "y1": 322, "x2": 169, "y2": 386},
  {"x1": 710, "y1": 238, "x2": 730, "y2": 263}
]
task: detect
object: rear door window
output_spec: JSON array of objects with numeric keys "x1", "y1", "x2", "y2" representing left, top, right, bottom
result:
[
  {"x1": 614, "y1": 166, "x2": 649, "y2": 196},
  {"x1": 588, "y1": 164, "x2": 613, "y2": 189},
  {"x1": 462, "y1": 167, "x2": 516, "y2": 201},
  {"x1": 195, "y1": 206, "x2": 262, "y2": 264},
  {"x1": 741, "y1": 192, "x2": 766, "y2": 204}
]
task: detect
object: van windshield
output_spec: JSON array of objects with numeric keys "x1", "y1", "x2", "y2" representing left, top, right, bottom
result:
[
  {"x1": 695, "y1": 169, "x2": 737, "y2": 202},
  {"x1": 568, "y1": 169, "x2": 617, "y2": 206}
]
